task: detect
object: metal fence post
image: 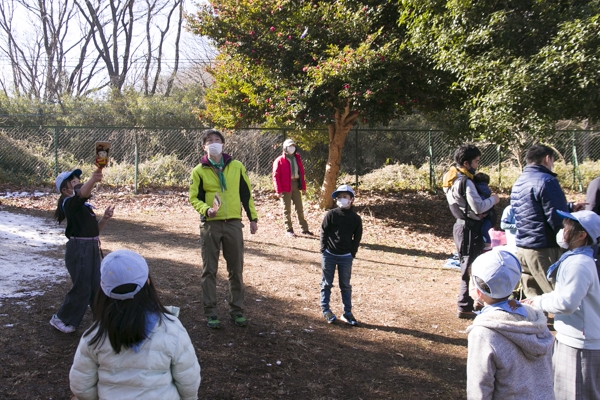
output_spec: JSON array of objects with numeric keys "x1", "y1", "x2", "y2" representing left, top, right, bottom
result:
[
  {"x1": 134, "y1": 131, "x2": 139, "y2": 195},
  {"x1": 53, "y1": 126, "x2": 59, "y2": 177},
  {"x1": 355, "y1": 127, "x2": 359, "y2": 188},
  {"x1": 497, "y1": 145, "x2": 502, "y2": 188},
  {"x1": 428, "y1": 130, "x2": 435, "y2": 192},
  {"x1": 572, "y1": 131, "x2": 583, "y2": 192}
]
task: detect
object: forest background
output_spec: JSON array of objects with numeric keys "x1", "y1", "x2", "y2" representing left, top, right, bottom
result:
[{"x1": 1, "y1": 0, "x2": 600, "y2": 205}]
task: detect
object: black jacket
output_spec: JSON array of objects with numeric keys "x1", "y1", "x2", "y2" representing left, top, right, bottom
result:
[{"x1": 320, "y1": 207, "x2": 363, "y2": 257}]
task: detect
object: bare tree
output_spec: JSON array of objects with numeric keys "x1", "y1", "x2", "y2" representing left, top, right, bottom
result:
[
  {"x1": 0, "y1": 0, "x2": 44, "y2": 98},
  {"x1": 0, "y1": 0, "x2": 201, "y2": 99},
  {"x1": 142, "y1": 0, "x2": 182, "y2": 96},
  {"x1": 74, "y1": 0, "x2": 137, "y2": 92},
  {"x1": 163, "y1": 0, "x2": 182, "y2": 96}
]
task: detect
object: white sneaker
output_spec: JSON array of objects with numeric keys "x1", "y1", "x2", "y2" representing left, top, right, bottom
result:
[{"x1": 49, "y1": 314, "x2": 76, "y2": 333}]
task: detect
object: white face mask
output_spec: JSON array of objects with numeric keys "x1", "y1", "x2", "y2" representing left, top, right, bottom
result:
[
  {"x1": 336, "y1": 198, "x2": 351, "y2": 208},
  {"x1": 469, "y1": 277, "x2": 481, "y2": 303},
  {"x1": 286, "y1": 146, "x2": 296, "y2": 154},
  {"x1": 206, "y1": 143, "x2": 223, "y2": 156},
  {"x1": 556, "y1": 228, "x2": 569, "y2": 249}
]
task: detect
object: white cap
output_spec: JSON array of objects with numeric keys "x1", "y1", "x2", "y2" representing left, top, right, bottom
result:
[
  {"x1": 283, "y1": 138, "x2": 296, "y2": 149},
  {"x1": 471, "y1": 249, "x2": 522, "y2": 299},
  {"x1": 557, "y1": 210, "x2": 600, "y2": 245},
  {"x1": 55, "y1": 169, "x2": 82, "y2": 192},
  {"x1": 100, "y1": 250, "x2": 149, "y2": 300},
  {"x1": 331, "y1": 184, "x2": 355, "y2": 199}
]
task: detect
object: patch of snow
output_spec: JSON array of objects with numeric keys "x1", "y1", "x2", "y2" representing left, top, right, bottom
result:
[
  {"x1": 0, "y1": 211, "x2": 68, "y2": 298},
  {"x1": 0, "y1": 191, "x2": 51, "y2": 199}
]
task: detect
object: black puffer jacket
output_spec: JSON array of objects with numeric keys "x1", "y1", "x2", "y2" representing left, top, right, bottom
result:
[{"x1": 510, "y1": 164, "x2": 570, "y2": 248}]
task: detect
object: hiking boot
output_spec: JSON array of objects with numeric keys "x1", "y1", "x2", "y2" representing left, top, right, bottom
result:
[
  {"x1": 323, "y1": 310, "x2": 337, "y2": 324},
  {"x1": 302, "y1": 230, "x2": 314, "y2": 236},
  {"x1": 341, "y1": 312, "x2": 359, "y2": 326},
  {"x1": 230, "y1": 314, "x2": 247, "y2": 327},
  {"x1": 206, "y1": 316, "x2": 220, "y2": 329},
  {"x1": 457, "y1": 311, "x2": 477, "y2": 320},
  {"x1": 286, "y1": 230, "x2": 296, "y2": 238},
  {"x1": 49, "y1": 314, "x2": 76, "y2": 333}
]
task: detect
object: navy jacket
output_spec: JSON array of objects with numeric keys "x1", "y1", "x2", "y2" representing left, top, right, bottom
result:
[{"x1": 510, "y1": 164, "x2": 569, "y2": 249}]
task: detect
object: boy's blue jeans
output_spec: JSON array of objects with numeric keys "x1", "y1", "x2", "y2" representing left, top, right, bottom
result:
[{"x1": 320, "y1": 251, "x2": 353, "y2": 313}]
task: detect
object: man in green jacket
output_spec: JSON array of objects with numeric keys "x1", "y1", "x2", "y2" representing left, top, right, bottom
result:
[{"x1": 189, "y1": 129, "x2": 258, "y2": 329}]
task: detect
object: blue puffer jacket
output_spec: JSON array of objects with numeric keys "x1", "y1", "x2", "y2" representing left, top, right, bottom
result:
[{"x1": 510, "y1": 164, "x2": 569, "y2": 249}]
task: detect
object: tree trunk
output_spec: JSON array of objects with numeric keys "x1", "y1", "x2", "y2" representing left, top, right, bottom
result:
[{"x1": 319, "y1": 101, "x2": 359, "y2": 209}]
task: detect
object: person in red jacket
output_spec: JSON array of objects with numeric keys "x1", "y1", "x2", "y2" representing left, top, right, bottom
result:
[{"x1": 272, "y1": 138, "x2": 313, "y2": 237}]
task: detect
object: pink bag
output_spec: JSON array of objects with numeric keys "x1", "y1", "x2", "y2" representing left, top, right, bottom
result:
[{"x1": 489, "y1": 229, "x2": 507, "y2": 248}]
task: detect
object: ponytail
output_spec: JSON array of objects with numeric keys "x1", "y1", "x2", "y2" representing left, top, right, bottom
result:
[
  {"x1": 53, "y1": 194, "x2": 67, "y2": 224},
  {"x1": 53, "y1": 179, "x2": 69, "y2": 224}
]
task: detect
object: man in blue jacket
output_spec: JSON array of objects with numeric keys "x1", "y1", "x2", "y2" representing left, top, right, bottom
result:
[{"x1": 511, "y1": 144, "x2": 585, "y2": 298}]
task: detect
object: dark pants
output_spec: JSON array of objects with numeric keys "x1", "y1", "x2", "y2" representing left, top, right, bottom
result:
[
  {"x1": 320, "y1": 251, "x2": 353, "y2": 313},
  {"x1": 453, "y1": 219, "x2": 483, "y2": 312},
  {"x1": 57, "y1": 239, "x2": 101, "y2": 328},
  {"x1": 481, "y1": 217, "x2": 493, "y2": 244},
  {"x1": 200, "y1": 220, "x2": 245, "y2": 317}
]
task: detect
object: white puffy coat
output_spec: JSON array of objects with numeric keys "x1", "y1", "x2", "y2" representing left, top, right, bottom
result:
[{"x1": 70, "y1": 316, "x2": 201, "y2": 400}]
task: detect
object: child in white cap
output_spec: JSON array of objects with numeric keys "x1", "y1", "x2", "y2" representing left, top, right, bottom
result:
[
  {"x1": 467, "y1": 249, "x2": 554, "y2": 400},
  {"x1": 69, "y1": 250, "x2": 201, "y2": 399},
  {"x1": 49, "y1": 167, "x2": 115, "y2": 333},
  {"x1": 319, "y1": 184, "x2": 363, "y2": 325},
  {"x1": 523, "y1": 210, "x2": 600, "y2": 400},
  {"x1": 272, "y1": 138, "x2": 312, "y2": 237}
]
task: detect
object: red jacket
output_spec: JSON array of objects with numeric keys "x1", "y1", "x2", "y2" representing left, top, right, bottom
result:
[{"x1": 272, "y1": 152, "x2": 306, "y2": 193}]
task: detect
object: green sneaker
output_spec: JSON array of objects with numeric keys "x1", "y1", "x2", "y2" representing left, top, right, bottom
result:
[
  {"x1": 230, "y1": 314, "x2": 247, "y2": 327},
  {"x1": 206, "y1": 316, "x2": 220, "y2": 329}
]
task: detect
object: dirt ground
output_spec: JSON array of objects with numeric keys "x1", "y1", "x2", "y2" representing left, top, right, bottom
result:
[{"x1": 0, "y1": 188, "x2": 526, "y2": 399}]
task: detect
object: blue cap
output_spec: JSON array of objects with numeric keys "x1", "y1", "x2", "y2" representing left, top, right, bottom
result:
[
  {"x1": 331, "y1": 184, "x2": 355, "y2": 199},
  {"x1": 55, "y1": 169, "x2": 82, "y2": 192}
]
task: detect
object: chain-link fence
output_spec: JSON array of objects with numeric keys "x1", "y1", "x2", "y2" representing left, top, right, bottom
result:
[{"x1": 2, "y1": 126, "x2": 600, "y2": 192}]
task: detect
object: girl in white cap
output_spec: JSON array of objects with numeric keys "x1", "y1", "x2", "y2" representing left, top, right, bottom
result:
[
  {"x1": 49, "y1": 168, "x2": 114, "y2": 333},
  {"x1": 523, "y1": 210, "x2": 600, "y2": 400},
  {"x1": 70, "y1": 250, "x2": 201, "y2": 399},
  {"x1": 272, "y1": 138, "x2": 312, "y2": 237}
]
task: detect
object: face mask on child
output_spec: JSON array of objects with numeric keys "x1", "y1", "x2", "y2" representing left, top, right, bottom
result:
[
  {"x1": 286, "y1": 146, "x2": 296, "y2": 154},
  {"x1": 207, "y1": 143, "x2": 223, "y2": 156},
  {"x1": 556, "y1": 229, "x2": 569, "y2": 249},
  {"x1": 336, "y1": 198, "x2": 351, "y2": 208},
  {"x1": 469, "y1": 277, "x2": 482, "y2": 304}
]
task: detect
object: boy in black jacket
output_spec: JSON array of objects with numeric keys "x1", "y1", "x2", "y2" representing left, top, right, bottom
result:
[{"x1": 320, "y1": 185, "x2": 363, "y2": 325}]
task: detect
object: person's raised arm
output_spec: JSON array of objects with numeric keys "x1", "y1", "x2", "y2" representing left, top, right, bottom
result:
[{"x1": 77, "y1": 168, "x2": 103, "y2": 199}]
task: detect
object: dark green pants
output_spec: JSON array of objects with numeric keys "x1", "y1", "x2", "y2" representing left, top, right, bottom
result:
[{"x1": 200, "y1": 219, "x2": 245, "y2": 317}]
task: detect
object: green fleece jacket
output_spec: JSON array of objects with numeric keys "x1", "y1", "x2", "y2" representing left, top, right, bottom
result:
[{"x1": 189, "y1": 153, "x2": 258, "y2": 222}]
